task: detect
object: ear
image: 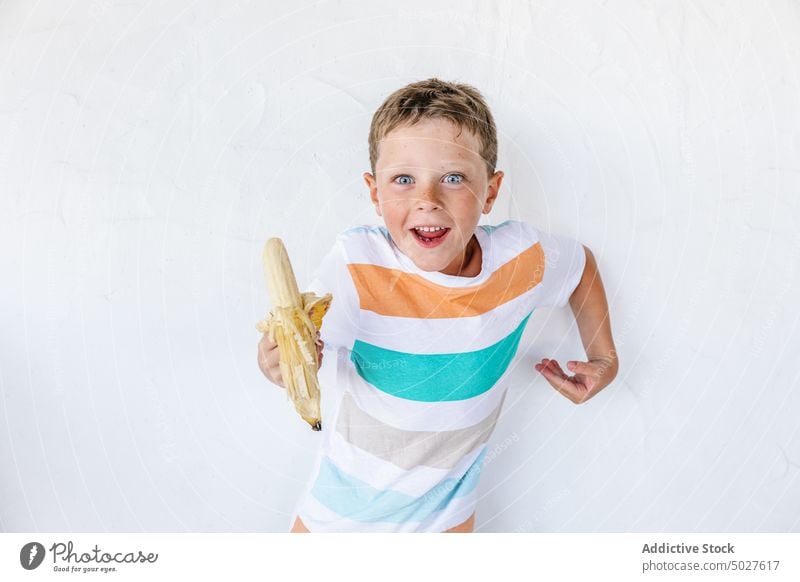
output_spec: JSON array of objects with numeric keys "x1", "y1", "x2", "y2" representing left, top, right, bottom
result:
[
  {"x1": 363, "y1": 171, "x2": 381, "y2": 216},
  {"x1": 482, "y1": 170, "x2": 504, "y2": 214}
]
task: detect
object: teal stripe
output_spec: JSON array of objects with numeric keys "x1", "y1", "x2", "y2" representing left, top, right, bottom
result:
[
  {"x1": 311, "y1": 448, "x2": 486, "y2": 523},
  {"x1": 350, "y1": 311, "x2": 533, "y2": 401}
]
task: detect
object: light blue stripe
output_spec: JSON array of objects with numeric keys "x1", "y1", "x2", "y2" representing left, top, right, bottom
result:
[
  {"x1": 479, "y1": 219, "x2": 513, "y2": 234},
  {"x1": 311, "y1": 448, "x2": 487, "y2": 523},
  {"x1": 350, "y1": 311, "x2": 533, "y2": 401},
  {"x1": 343, "y1": 224, "x2": 389, "y2": 237},
  {"x1": 348, "y1": 223, "x2": 512, "y2": 236}
]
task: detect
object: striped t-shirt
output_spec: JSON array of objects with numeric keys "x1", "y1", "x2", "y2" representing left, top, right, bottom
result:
[{"x1": 291, "y1": 219, "x2": 586, "y2": 532}]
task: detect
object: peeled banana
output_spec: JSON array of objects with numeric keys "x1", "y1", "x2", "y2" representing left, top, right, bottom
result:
[{"x1": 256, "y1": 238, "x2": 332, "y2": 431}]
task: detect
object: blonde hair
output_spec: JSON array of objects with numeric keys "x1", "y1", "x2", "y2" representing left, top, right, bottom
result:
[{"x1": 368, "y1": 78, "x2": 498, "y2": 178}]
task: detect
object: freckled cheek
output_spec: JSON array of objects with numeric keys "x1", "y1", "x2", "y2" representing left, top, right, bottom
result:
[
  {"x1": 383, "y1": 195, "x2": 413, "y2": 210},
  {"x1": 382, "y1": 209, "x2": 410, "y2": 236}
]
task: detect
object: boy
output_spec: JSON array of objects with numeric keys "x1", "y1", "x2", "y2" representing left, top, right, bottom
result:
[{"x1": 257, "y1": 78, "x2": 618, "y2": 533}]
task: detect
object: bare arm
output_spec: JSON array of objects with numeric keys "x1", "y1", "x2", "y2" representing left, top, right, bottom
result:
[
  {"x1": 570, "y1": 246, "x2": 618, "y2": 376},
  {"x1": 535, "y1": 246, "x2": 619, "y2": 403}
]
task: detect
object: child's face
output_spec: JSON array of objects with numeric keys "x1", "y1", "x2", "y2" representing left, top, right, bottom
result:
[{"x1": 363, "y1": 118, "x2": 504, "y2": 275}]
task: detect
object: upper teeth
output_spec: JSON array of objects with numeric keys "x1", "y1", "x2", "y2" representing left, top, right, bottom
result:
[{"x1": 415, "y1": 226, "x2": 446, "y2": 232}]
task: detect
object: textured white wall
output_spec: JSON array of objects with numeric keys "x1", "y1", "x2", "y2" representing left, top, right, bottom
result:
[{"x1": 1, "y1": 0, "x2": 799, "y2": 533}]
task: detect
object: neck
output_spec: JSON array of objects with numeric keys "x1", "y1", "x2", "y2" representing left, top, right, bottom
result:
[{"x1": 449, "y1": 235, "x2": 481, "y2": 277}]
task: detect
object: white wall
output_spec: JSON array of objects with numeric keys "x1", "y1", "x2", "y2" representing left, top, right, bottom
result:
[{"x1": 1, "y1": 0, "x2": 799, "y2": 532}]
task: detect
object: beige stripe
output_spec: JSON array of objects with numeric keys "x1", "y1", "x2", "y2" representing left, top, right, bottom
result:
[{"x1": 335, "y1": 390, "x2": 506, "y2": 471}]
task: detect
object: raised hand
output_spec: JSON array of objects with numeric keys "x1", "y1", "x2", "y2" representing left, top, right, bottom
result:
[{"x1": 534, "y1": 356, "x2": 616, "y2": 404}]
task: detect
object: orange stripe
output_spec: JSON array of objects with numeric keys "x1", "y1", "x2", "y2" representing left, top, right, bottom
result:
[{"x1": 346, "y1": 243, "x2": 545, "y2": 319}]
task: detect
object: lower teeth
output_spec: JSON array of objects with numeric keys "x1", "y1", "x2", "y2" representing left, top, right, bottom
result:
[{"x1": 418, "y1": 230, "x2": 444, "y2": 242}]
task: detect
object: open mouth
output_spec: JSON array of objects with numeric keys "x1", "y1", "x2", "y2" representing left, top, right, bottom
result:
[{"x1": 410, "y1": 226, "x2": 450, "y2": 248}]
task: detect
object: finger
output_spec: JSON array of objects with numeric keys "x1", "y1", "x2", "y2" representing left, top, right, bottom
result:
[
  {"x1": 537, "y1": 361, "x2": 565, "y2": 385},
  {"x1": 538, "y1": 358, "x2": 567, "y2": 380},
  {"x1": 567, "y1": 360, "x2": 599, "y2": 376},
  {"x1": 535, "y1": 359, "x2": 560, "y2": 377},
  {"x1": 539, "y1": 365, "x2": 577, "y2": 397},
  {"x1": 538, "y1": 365, "x2": 590, "y2": 403},
  {"x1": 535, "y1": 358, "x2": 555, "y2": 371},
  {"x1": 546, "y1": 359, "x2": 568, "y2": 377},
  {"x1": 549, "y1": 377, "x2": 589, "y2": 404}
]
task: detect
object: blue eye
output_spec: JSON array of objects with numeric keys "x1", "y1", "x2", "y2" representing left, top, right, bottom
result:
[
  {"x1": 394, "y1": 175, "x2": 413, "y2": 185},
  {"x1": 445, "y1": 173, "x2": 464, "y2": 184}
]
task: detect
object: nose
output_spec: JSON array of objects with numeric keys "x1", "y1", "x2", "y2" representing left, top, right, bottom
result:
[{"x1": 415, "y1": 186, "x2": 443, "y2": 211}]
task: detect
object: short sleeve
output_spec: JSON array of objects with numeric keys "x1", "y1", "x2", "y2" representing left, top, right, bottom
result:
[
  {"x1": 305, "y1": 237, "x2": 360, "y2": 351},
  {"x1": 535, "y1": 230, "x2": 587, "y2": 308}
]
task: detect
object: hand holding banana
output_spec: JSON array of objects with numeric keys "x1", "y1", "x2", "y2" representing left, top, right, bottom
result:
[{"x1": 256, "y1": 238, "x2": 332, "y2": 431}]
